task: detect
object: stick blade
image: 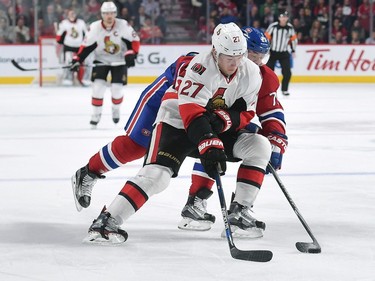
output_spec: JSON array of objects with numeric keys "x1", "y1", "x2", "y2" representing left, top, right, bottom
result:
[
  {"x1": 11, "y1": 59, "x2": 28, "y2": 71},
  {"x1": 230, "y1": 248, "x2": 273, "y2": 262},
  {"x1": 296, "y1": 242, "x2": 321, "y2": 254}
]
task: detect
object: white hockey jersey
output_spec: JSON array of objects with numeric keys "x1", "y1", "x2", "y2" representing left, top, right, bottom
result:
[
  {"x1": 155, "y1": 51, "x2": 262, "y2": 130},
  {"x1": 56, "y1": 19, "x2": 87, "y2": 48},
  {"x1": 81, "y1": 18, "x2": 140, "y2": 64}
]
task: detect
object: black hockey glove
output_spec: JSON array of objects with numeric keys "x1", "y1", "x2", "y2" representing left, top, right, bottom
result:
[
  {"x1": 198, "y1": 134, "x2": 227, "y2": 179},
  {"x1": 208, "y1": 109, "x2": 234, "y2": 134},
  {"x1": 125, "y1": 52, "x2": 137, "y2": 68},
  {"x1": 69, "y1": 58, "x2": 80, "y2": 72}
]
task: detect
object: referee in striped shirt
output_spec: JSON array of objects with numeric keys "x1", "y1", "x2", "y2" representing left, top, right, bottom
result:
[{"x1": 265, "y1": 11, "x2": 297, "y2": 96}]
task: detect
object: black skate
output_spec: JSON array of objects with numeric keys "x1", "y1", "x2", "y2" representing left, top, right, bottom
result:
[
  {"x1": 71, "y1": 164, "x2": 104, "y2": 212},
  {"x1": 178, "y1": 188, "x2": 216, "y2": 231},
  {"x1": 83, "y1": 206, "x2": 128, "y2": 245},
  {"x1": 222, "y1": 201, "x2": 265, "y2": 238}
]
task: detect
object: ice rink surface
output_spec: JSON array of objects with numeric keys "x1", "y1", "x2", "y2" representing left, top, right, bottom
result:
[{"x1": 0, "y1": 83, "x2": 374, "y2": 281}]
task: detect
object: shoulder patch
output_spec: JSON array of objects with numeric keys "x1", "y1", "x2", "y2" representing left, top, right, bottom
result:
[{"x1": 191, "y1": 63, "x2": 206, "y2": 75}]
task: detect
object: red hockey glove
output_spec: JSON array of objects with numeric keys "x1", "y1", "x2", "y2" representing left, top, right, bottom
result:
[
  {"x1": 267, "y1": 132, "x2": 288, "y2": 173},
  {"x1": 198, "y1": 134, "x2": 227, "y2": 178}
]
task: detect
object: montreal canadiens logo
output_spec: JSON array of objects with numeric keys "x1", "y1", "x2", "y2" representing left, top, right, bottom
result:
[{"x1": 142, "y1": 128, "x2": 151, "y2": 137}]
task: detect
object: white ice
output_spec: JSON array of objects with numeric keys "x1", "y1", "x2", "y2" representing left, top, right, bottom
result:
[{"x1": 0, "y1": 83, "x2": 374, "y2": 281}]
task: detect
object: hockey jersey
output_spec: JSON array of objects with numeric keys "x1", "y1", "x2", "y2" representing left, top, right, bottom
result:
[
  {"x1": 155, "y1": 52, "x2": 262, "y2": 132},
  {"x1": 76, "y1": 18, "x2": 140, "y2": 64},
  {"x1": 56, "y1": 18, "x2": 87, "y2": 49}
]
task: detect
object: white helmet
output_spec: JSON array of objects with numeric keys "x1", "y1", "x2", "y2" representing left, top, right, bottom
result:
[
  {"x1": 101, "y1": 1, "x2": 117, "y2": 15},
  {"x1": 211, "y1": 23, "x2": 247, "y2": 59}
]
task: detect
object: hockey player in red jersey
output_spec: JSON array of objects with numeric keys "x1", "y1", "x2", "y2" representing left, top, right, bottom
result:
[
  {"x1": 82, "y1": 23, "x2": 270, "y2": 244},
  {"x1": 69, "y1": 1, "x2": 140, "y2": 127},
  {"x1": 178, "y1": 27, "x2": 287, "y2": 238}
]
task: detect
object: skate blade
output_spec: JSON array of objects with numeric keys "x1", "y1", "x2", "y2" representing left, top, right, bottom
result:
[
  {"x1": 71, "y1": 175, "x2": 83, "y2": 212},
  {"x1": 221, "y1": 225, "x2": 264, "y2": 239},
  {"x1": 178, "y1": 217, "x2": 213, "y2": 231},
  {"x1": 82, "y1": 231, "x2": 126, "y2": 245}
]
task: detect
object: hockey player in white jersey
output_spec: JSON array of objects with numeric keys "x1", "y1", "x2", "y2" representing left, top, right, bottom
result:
[
  {"x1": 56, "y1": 10, "x2": 88, "y2": 86},
  {"x1": 82, "y1": 23, "x2": 270, "y2": 245},
  {"x1": 70, "y1": 1, "x2": 140, "y2": 127}
]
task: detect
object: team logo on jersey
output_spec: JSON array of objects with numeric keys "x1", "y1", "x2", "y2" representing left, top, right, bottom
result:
[
  {"x1": 191, "y1": 63, "x2": 206, "y2": 75},
  {"x1": 70, "y1": 27, "x2": 78, "y2": 38},
  {"x1": 207, "y1": 88, "x2": 228, "y2": 110},
  {"x1": 141, "y1": 128, "x2": 151, "y2": 137},
  {"x1": 103, "y1": 36, "x2": 120, "y2": 54}
]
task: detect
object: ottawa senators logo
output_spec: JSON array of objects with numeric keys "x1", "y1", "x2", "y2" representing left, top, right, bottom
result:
[
  {"x1": 206, "y1": 88, "x2": 228, "y2": 110},
  {"x1": 191, "y1": 63, "x2": 206, "y2": 75},
  {"x1": 70, "y1": 27, "x2": 78, "y2": 38},
  {"x1": 210, "y1": 96, "x2": 227, "y2": 109},
  {"x1": 103, "y1": 36, "x2": 120, "y2": 54}
]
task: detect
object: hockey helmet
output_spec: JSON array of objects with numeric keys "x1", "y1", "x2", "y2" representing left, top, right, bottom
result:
[
  {"x1": 241, "y1": 26, "x2": 270, "y2": 54},
  {"x1": 101, "y1": 1, "x2": 117, "y2": 15},
  {"x1": 211, "y1": 23, "x2": 247, "y2": 59}
]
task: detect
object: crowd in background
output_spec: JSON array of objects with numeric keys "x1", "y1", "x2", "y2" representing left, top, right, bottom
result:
[{"x1": 0, "y1": 0, "x2": 374, "y2": 45}]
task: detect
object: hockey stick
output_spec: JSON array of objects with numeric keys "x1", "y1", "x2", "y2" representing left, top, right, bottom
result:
[
  {"x1": 11, "y1": 59, "x2": 125, "y2": 71},
  {"x1": 267, "y1": 164, "x2": 321, "y2": 253},
  {"x1": 214, "y1": 169, "x2": 273, "y2": 262}
]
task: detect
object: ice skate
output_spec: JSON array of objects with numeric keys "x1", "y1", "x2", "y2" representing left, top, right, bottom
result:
[
  {"x1": 71, "y1": 164, "x2": 104, "y2": 211},
  {"x1": 83, "y1": 206, "x2": 128, "y2": 245},
  {"x1": 112, "y1": 108, "x2": 120, "y2": 124},
  {"x1": 178, "y1": 188, "x2": 216, "y2": 231},
  {"x1": 221, "y1": 202, "x2": 265, "y2": 238},
  {"x1": 90, "y1": 114, "x2": 101, "y2": 128},
  {"x1": 80, "y1": 80, "x2": 92, "y2": 87},
  {"x1": 62, "y1": 79, "x2": 73, "y2": 86}
]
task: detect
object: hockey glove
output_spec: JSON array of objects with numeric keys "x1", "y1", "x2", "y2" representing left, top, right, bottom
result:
[
  {"x1": 124, "y1": 51, "x2": 137, "y2": 68},
  {"x1": 70, "y1": 57, "x2": 80, "y2": 72},
  {"x1": 198, "y1": 134, "x2": 227, "y2": 179},
  {"x1": 266, "y1": 132, "x2": 288, "y2": 173},
  {"x1": 209, "y1": 110, "x2": 233, "y2": 134}
]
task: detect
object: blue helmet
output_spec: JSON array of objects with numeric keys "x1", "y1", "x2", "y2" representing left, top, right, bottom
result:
[{"x1": 241, "y1": 26, "x2": 270, "y2": 54}]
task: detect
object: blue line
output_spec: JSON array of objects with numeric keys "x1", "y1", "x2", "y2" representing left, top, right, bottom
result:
[{"x1": 0, "y1": 172, "x2": 374, "y2": 183}]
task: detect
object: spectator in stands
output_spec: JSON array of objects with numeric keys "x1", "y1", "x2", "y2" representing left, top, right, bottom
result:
[
  {"x1": 331, "y1": 17, "x2": 347, "y2": 43},
  {"x1": 316, "y1": 6, "x2": 329, "y2": 30},
  {"x1": 357, "y1": 0, "x2": 375, "y2": 37},
  {"x1": 119, "y1": 6, "x2": 131, "y2": 21},
  {"x1": 313, "y1": 0, "x2": 328, "y2": 18},
  {"x1": 139, "y1": 16, "x2": 163, "y2": 44},
  {"x1": 87, "y1": 0, "x2": 101, "y2": 14},
  {"x1": 259, "y1": 0, "x2": 277, "y2": 18},
  {"x1": 12, "y1": 15, "x2": 30, "y2": 43},
  {"x1": 349, "y1": 30, "x2": 361, "y2": 44},
  {"x1": 155, "y1": 9, "x2": 167, "y2": 39},
  {"x1": 342, "y1": 0, "x2": 356, "y2": 31},
  {"x1": 0, "y1": 16, "x2": 11, "y2": 43},
  {"x1": 219, "y1": 6, "x2": 240, "y2": 24},
  {"x1": 133, "y1": 5, "x2": 148, "y2": 31},
  {"x1": 310, "y1": 19, "x2": 327, "y2": 43},
  {"x1": 350, "y1": 19, "x2": 366, "y2": 43},
  {"x1": 331, "y1": 31, "x2": 346, "y2": 44},
  {"x1": 142, "y1": 0, "x2": 160, "y2": 18},
  {"x1": 365, "y1": 30, "x2": 375, "y2": 44},
  {"x1": 306, "y1": 28, "x2": 324, "y2": 44},
  {"x1": 260, "y1": 5, "x2": 275, "y2": 29},
  {"x1": 242, "y1": 4, "x2": 261, "y2": 27}
]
